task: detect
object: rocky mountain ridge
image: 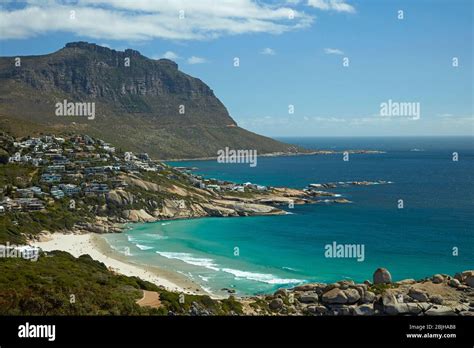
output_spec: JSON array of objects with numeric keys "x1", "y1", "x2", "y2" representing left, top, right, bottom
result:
[{"x1": 0, "y1": 42, "x2": 302, "y2": 159}]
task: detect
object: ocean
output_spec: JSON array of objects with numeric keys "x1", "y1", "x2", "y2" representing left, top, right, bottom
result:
[{"x1": 103, "y1": 137, "x2": 474, "y2": 296}]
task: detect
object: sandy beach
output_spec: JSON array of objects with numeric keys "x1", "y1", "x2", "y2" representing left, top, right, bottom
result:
[{"x1": 32, "y1": 233, "x2": 208, "y2": 296}]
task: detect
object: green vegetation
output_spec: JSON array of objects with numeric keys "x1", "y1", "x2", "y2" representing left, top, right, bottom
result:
[
  {"x1": 0, "y1": 251, "x2": 243, "y2": 315},
  {"x1": 0, "y1": 251, "x2": 156, "y2": 315},
  {"x1": 249, "y1": 298, "x2": 269, "y2": 313},
  {"x1": 0, "y1": 199, "x2": 95, "y2": 244},
  {"x1": 369, "y1": 283, "x2": 399, "y2": 295},
  {"x1": 0, "y1": 163, "x2": 38, "y2": 188}
]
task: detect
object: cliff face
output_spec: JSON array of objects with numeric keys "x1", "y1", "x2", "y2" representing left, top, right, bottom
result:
[{"x1": 0, "y1": 42, "x2": 301, "y2": 159}]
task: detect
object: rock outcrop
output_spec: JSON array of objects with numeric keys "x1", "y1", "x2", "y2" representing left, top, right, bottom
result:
[{"x1": 241, "y1": 269, "x2": 474, "y2": 316}]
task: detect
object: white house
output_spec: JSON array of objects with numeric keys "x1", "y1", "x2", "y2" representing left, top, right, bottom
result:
[{"x1": 9, "y1": 152, "x2": 21, "y2": 162}]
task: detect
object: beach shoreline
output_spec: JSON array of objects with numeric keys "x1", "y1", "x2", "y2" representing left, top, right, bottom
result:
[{"x1": 32, "y1": 232, "x2": 217, "y2": 298}]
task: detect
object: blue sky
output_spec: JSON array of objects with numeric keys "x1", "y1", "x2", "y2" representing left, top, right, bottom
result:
[{"x1": 0, "y1": 0, "x2": 472, "y2": 136}]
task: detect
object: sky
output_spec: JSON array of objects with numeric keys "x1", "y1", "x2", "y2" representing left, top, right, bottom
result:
[{"x1": 0, "y1": 0, "x2": 472, "y2": 137}]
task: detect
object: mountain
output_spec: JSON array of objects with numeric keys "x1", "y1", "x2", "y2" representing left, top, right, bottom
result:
[{"x1": 0, "y1": 42, "x2": 302, "y2": 159}]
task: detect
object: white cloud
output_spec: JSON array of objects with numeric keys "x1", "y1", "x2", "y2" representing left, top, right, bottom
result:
[
  {"x1": 0, "y1": 0, "x2": 315, "y2": 41},
  {"x1": 308, "y1": 0, "x2": 355, "y2": 13},
  {"x1": 156, "y1": 51, "x2": 181, "y2": 60},
  {"x1": 324, "y1": 47, "x2": 344, "y2": 55},
  {"x1": 187, "y1": 56, "x2": 207, "y2": 64},
  {"x1": 260, "y1": 47, "x2": 276, "y2": 55}
]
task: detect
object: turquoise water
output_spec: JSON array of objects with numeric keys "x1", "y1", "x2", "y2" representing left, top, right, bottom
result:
[{"x1": 104, "y1": 137, "x2": 474, "y2": 296}]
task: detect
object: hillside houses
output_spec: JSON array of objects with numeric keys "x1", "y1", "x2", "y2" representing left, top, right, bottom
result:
[
  {"x1": 0, "y1": 133, "x2": 174, "y2": 214},
  {"x1": 175, "y1": 168, "x2": 270, "y2": 194},
  {"x1": 0, "y1": 197, "x2": 45, "y2": 212}
]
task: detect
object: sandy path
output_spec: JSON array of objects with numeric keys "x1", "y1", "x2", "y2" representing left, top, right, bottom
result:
[{"x1": 136, "y1": 290, "x2": 161, "y2": 308}]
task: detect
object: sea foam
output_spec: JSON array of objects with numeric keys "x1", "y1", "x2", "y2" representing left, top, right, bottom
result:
[
  {"x1": 221, "y1": 268, "x2": 303, "y2": 285},
  {"x1": 135, "y1": 244, "x2": 154, "y2": 251},
  {"x1": 155, "y1": 251, "x2": 220, "y2": 271}
]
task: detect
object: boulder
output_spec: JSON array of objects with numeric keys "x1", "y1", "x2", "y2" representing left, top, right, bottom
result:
[
  {"x1": 298, "y1": 293, "x2": 319, "y2": 303},
  {"x1": 292, "y1": 283, "x2": 326, "y2": 294},
  {"x1": 337, "y1": 280, "x2": 355, "y2": 290},
  {"x1": 274, "y1": 288, "x2": 288, "y2": 298},
  {"x1": 352, "y1": 284, "x2": 367, "y2": 298},
  {"x1": 322, "y1": 288, "x2": 347, "y2": 304},
  {"x1": 328, "y1": 305, "x2": 352, "y2": 316},
  {"x1": 397, "y1": 279, "x2": 416, "y2": 285},
  {"x1": 321, "y1": 288, "x2": 360, "y2": 305},
  {"x1": 449, "y1": 279, "x2": 461, "y2": 288},
  {"x1": 382, "y1": 292, "x2": 419, "y2": 315},
  {"x1": 465, "y1": 275, "x2": 474, "y2": 287},
  {"x1": 405, "y1": 303, "x2": 424, "y2": 314},
  {"x1": 454, "y1": 272, "x2": 463, "y2": 282},
  {"x1": 122, "y1": 209, "x2": 156, "y2": 222},
  {"x1": 353, "y1": 304, "x2": 374, "y2": 316},
  {"x1": 269, "y1": 298, "x2": 284, "y2": 310},
  {"x1": 451, "y1": 303, "x2": 470, "y2": 313},
  {"x1": 323, "y1": 283, "x2": 340, "y2": 292},
  {"x1": 306, "y1": 305, "x2": 327, "y2": 315},
  {"x1": 430, "y1": 295, "x2": 444, "y2": 305},
  {"x1": 432, "y1": 274, "x2": 444, "y2": 284},
  {"x1": 425, "y1": 305, "x2": 456, "y2": 316},
  {"x1": 408, "y1": 288, "x2": 429, "y2": 302},
  {"x1": 362, "y1": 291, "x2": 376, "y2": 304},
  {"x1": 416, "y1": 302, "x2": 433, "y2": 312},
  {"x1": 344, "y1": 288, "x2": 361, "y2": 304},
  {"x1": 373, "y1": 268, "x2": 392, "y2": 284}
]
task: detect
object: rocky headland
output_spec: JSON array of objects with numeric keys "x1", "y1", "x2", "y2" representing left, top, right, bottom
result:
[{"x1": 234, "y1": 268, "x2": 474, "y2": 316}]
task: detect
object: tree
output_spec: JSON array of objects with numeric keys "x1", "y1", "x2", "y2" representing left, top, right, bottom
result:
[{"x1": 0, "y1": 148, "x2": 9, "y2": 164}]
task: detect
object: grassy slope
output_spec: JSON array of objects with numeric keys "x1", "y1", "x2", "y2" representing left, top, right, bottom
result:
[{"x1": 0, "y1": 251, "x2": 243, "y2": 315}]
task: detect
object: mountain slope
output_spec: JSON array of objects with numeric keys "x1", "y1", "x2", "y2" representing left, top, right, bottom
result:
[{"x1": 0, "y1": 42, "x2": 302, "y2": 159}]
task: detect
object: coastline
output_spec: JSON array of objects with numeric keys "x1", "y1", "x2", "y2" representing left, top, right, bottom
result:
[
  {"x1": 32, "y1": 232, "x2": 217, "y2": 298},
  {"x1": 162, "y1": 149, "x2": 385, "y2": 162}
]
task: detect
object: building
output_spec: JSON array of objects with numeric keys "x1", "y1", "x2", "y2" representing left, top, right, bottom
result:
[
  {"x1": 46, "y1": 165, "x2": 65, "y2": 173},
  {"x1": 207, "y1": 184, "x2": 221, "y2": 191},
  {"x1": 50, "y1": 187, "x2": 65, "y2": 200},
  {"x1": 41, "y1": 174, "x2": 61, "y2": 183},
  {"x1": 30, "y1": 187, "x2": 43, "y2": 196},
  {"x1": 103, "y1": 145, "x2": 116, "y2": 153},
  {"x1": 15, "y1": 198, "x2": 45, "y2": 211},
  {"x1": 84, "y1": 183, "x2": 109, "y2": 195},
  {"x1": 138, "y1": 153, "x2": 150, "y2": 162},
  {"x1": 84, "y1": 166, "x2": 105, "y2": 175},
  {"x1": 124, "y1": 152, "x2": 134, "y2": 161},
  {"x1": 233, "y1": 186, "x2": 245, "y2": 192},
  {"x1": 15, "y1": 189, "x2": 34, "y2": 198},
  {"x1": 9, "y1": 152, "x2": 21, "y2": 162},
  {"x1": 59, "y1": 184, "x2": 80, "y2": 196}
]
